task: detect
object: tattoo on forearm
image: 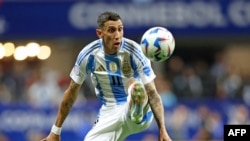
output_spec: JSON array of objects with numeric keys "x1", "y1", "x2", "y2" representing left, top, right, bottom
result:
[
  {"x1": 145, "y1": 83, "x2": 165, "y2": 128},
  {"x1": 56, "y1": 81, "x2": 79, "y2": 126},
  {"x1": 61, "y1": 92, "x2": 75, "y2": 115}
]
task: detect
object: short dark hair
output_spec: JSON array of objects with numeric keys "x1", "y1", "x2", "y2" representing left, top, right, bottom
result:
[{"x1": 97, "y1": 11, "x2": 121, "y2": 28}]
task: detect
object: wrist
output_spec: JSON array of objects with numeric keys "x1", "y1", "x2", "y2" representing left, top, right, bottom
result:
[
  {"x1": 51, "y1": 124, "x2": 62, "y2": 135},
  {"x1": 159, "y1": 127, "x2": 167, "y2": 133}
]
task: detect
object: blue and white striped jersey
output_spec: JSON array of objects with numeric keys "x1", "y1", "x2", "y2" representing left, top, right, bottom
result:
[{"x1": 70, "y1": 37, "x2": 156, "y2": 106}]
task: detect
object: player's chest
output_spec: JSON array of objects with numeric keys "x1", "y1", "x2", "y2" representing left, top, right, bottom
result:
[{"x1": 93, "y1": 52, "x2": 134, "y2": 78}]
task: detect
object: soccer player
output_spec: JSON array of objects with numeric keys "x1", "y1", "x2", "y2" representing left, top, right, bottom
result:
[{"x1": 40, "y1": 11, "x2": 172, "y2": 141}]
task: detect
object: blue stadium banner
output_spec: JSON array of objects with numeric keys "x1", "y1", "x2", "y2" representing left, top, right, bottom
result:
[
  {"x1": 0, "y1": 0, "x2": 250, "y2": 38},
  {"x1": 224, "y1": 125, "x2": 250, "y2": 141}
]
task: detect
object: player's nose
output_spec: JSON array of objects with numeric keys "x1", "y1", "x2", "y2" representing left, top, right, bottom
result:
[{"x1": 114, "y1": 31, "x2": 122, "y2": 40}]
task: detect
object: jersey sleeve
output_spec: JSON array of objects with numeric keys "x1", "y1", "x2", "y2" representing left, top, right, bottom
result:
[
  {"x1": 70, "y1": 49, "x2": 89, "y2": 85},
  {"x1": 132, "y1": 41, "x2": 156, "y2": 84}
]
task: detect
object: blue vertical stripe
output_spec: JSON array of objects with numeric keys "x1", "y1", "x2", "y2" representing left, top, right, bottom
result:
[
  {"x1": 96, "y1": 83, "x2": 106, "y2": 105},
  {"x1": 104, "y1": 54, "x2": 127, "y2": 104},
  {"x1": 87, "y1": 54, "x2": 107, "y2": 105},
  {"x1": 130, "y1": 54, "x2": 139, "y2": 79}
]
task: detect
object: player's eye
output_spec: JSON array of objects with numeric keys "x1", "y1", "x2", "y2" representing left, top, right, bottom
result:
[
  {"x1": 118, "y1": 27, "x2": 123, "y2": 32},
  {"x1": 108, "y1": 28, "x2": 116, "y2": 33}
]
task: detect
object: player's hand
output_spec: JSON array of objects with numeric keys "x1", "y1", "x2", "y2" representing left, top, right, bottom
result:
[
  {"x1": 159, "y1": 129, "x2": 172, "y2": 141},
  {"x1": 159, "y1": 136, "x2": 172, "y2": 141},
  {"x1": 40, "y1": 132, "x2": 60, "y2": 141}
]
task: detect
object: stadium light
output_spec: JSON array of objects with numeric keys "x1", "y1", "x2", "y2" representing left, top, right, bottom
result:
[
  {"x1": 37, "y1": 45, "x2": 51, "y2": 60},
  {"x1": 1, "y1": 42, "x2": 52, "y2": 61},
  {"x1": 3, "y1": 42, "x2": 15, "y2": 57},
  {"x1": 26, "y1": 42, "x2": 40, "y2": 57},
  {"x1": 14, "y1": 46, "x2": 28, "y2": 61},
  {"x1": 0, "y1": 43, "x2": 5, "y2": 59}
]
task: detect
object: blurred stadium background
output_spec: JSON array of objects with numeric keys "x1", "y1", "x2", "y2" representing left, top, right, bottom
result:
[{"x1": 1, "y1": 0, "x2": 250, "y2": 141}]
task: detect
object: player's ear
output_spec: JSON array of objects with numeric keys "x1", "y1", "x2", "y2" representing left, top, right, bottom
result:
[{"x1": 96, "y1": 29, "x2": 102, "y2": 38}]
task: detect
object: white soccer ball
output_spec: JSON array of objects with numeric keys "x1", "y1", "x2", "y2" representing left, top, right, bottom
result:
[{"x1": 140, "y1": 27, "x2": 175, "y2": 62}]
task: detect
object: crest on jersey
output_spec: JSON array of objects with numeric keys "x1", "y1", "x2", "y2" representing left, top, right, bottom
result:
[
  {"x1": 122, "y1": 53, "x2": 132, "y2": 77},
  {"x1": 109, "y1": 62, "x2": 117, "y2": 73}
]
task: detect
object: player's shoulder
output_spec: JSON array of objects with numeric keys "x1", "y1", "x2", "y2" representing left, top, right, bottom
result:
[
  {"x1": 76, "y1": 39, "x2": 101, "y2": 64},
  {"x1": 123, "y1": 37, "x2": 140, "y2": 47},
  {"x1": 81, "y1": 39, "x2": 101, "y2": 51},
  {"x1": 78, "y1": 39, "x2": 101, "y2": 55},
  {"x1": 122, "y1": 37, "x2": 142, "y2": 52}
]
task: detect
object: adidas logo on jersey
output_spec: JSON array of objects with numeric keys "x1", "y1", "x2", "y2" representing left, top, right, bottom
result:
[{"x1": 96, "y1": 65, "x2": 106, "y2": 72}]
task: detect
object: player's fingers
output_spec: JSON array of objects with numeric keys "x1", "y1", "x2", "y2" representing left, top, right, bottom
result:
[{"x1": 40, "y1": 138, "x2": 47, "y2": 141}]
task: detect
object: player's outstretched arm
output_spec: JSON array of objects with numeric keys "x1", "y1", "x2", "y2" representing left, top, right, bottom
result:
[
  {"x1": 40, "y1": 80, "x2": 81, "y2": 141},
  {"x1": 144, "y1": 81, "x2": 172, "y2": 141}
]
